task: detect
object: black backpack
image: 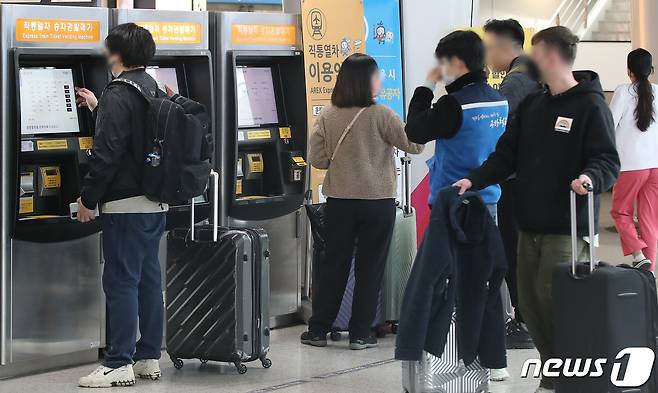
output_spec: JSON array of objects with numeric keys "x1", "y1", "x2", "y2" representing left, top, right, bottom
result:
[{"x1": 109, "y1": 78, "x2": 213, "y2": 205}]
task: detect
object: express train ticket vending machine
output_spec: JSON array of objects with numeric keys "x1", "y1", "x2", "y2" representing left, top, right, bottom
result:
[
  {"x1": 213, "y1": 12, "x2": 307, "y2": 326},
  {"x1": 0, "y1": 4, "x2": 109, "y2": 377}
]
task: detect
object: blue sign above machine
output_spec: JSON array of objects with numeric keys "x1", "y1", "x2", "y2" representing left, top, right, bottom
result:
[{"x1": 364, "y1": 0, "x2": 404, "y2": 119}]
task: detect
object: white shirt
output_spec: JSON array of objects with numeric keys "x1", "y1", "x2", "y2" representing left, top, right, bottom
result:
[
  {"x1": 609, "y1": 83, "x2": 658, "y2": 172},
  {"x1": 101, "y1": 196, "x2": 168, "y2": 214}
]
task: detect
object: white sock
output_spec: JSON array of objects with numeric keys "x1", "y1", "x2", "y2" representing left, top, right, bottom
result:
[{"x1": 632, "y1": 251, "x2": 646, "y2": 262}]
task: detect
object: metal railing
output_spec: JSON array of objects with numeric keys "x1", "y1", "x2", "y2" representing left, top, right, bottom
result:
[{"x1": 550, "y1": 0, "x2": 610, "y2": 38}]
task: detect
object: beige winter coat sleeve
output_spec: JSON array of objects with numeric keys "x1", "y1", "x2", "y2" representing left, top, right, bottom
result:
[{"x1": 309, "y1": 114, "x2": 330, "y2": 170}]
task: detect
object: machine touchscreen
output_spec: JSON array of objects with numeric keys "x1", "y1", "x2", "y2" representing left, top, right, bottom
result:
[
  {"x1": 146, "y1": 66, "x2": 180, "y2": 95},
  {"x1": 19, "y1": 68, "x2": 79, "y2": 135},
  {"x1": 236, "y1": 66, "x2": 279, "y2": 127}
]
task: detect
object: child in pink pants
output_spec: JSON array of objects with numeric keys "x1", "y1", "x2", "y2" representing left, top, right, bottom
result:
[{"x1": 609, "y1": 48, "x2": 658, "y2": 271}]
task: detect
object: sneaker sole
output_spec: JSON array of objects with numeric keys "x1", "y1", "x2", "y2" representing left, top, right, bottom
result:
[
  {"x1": 136, "y1": 371, "x2": 161, "y2": 380},
  {"x1": 79, "y1": 379, "x2": 136, "y2": 388},
  {"x1": 301, "y1": 339, "x2": 327, "y2": 347},
  {"x1": 349, "y1": 343, "x2": 378, "y2": 350}
]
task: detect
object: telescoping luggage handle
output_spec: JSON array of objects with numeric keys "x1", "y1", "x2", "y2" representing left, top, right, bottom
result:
[
  {"x1": 190, "y1": 170, "x2": 220, "y2": 242},
  {"x1": 570, "y1": 184, "x2": 596, "y2": 276},
  {"x1": 401, "y1": 154, "x2": 412, "y2": 215}
]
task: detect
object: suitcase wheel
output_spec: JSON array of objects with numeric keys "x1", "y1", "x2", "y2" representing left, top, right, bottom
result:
[
  {"x1": 171, "y1": 357, "x2": 184, "y2": 370},
  {"x1": 235, "y1": 362, "x2": 248, "y2": 375},
  {"x1": 199, "y1": 359, "x2": 209, "y2": 364},
  {"x1": 329, "y1": 331, "x2": 341, "y2": 341},
  {"x1": 261, "y1": 357, "x2": 272, "y2": 369}
]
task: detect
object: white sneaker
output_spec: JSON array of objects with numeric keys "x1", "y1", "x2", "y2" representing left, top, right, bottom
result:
[
  {"x1": 133, "y1": 359, "x2": 162, "y2": 380},
  {"x1": 78, "y1": 364, "x2": 135, "y2": 388},
  {"x1": 490, "y1": 367, "x2": 510, "y2": 382},
  {"x1": 535, "y1": 387, "x2": 555, "y2": 393}
]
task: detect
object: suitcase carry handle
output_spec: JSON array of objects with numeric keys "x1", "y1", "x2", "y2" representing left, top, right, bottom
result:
[
  {"x1": 190, "y1": 170, "x2": 220, "y2": 242},
  {"x1": 570, "y1": 184, "x2": 596, "y2": 276},
  {"x1": 401, "y1": 154, "x2": 413, "y2": 216}
]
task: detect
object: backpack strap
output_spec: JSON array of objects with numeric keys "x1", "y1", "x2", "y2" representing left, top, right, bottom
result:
[{"x1": 109, "y1": 78, "x2": 153, "y2": 102}]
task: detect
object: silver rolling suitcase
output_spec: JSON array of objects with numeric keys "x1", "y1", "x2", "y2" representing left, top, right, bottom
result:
[
  {"x1": 401, "y1": 313, "x2": 489, "y2": 393},
  {"x1": 166, "y1": 171, "x2": 272, "y2": 374},
  {"x1": 383, "y1": 155, "x2": 418, "y2": 324}
]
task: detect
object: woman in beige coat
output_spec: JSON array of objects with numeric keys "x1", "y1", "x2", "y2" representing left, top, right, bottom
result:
[{"x1": 302, "y1": 53, "x2": 423, "y2": 350}]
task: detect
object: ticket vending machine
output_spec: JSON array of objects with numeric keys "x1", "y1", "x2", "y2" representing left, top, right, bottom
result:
[
  {"x1": 213, "y1": 12, "x2": 307, "y2": 326},
  {"x1": 0, "y1": 5, "x2": 109, "y2": 377}
]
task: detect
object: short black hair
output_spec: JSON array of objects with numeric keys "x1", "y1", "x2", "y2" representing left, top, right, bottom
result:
[
  {"x1": 331, "y1": 53, "x2": 378, "y2": 108},
  {"x1": 531, "y1": 26, "x2": 579, "y2": 64},
  {"x1": 105, "y1": 23, "x2": 156, "y2": 68},
  {"x1": 435, "y1": 30, "x2": 485, "y2": 73},
  {"x1": 484, "y1": 19, "x2": 525, "y2": 48}
]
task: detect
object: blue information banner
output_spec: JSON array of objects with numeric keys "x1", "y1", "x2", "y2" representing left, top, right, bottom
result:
[{"x1": 364, "y1": 0, "x2": 404, "y2": 119}]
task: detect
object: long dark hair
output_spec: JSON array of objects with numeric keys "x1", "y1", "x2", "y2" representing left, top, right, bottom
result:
[
  {"x1": 628, "y1": 48, "x2": 655, "y2": 131},
  {"x1": 331, "y1": 53, "x2": 378, "y2": 108}
]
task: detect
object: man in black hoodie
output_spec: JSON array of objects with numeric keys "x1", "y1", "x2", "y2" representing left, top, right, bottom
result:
[{"x1": 454, "y1": 26, "x2": 620, "y2": 393}]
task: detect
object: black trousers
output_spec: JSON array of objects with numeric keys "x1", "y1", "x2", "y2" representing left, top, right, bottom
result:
[
  {"x1": 309, "y1": 198, "x2": 396, "y2": 338},
  {"x1": 498, "y1": 179, "x2": 523, "y2": 323}
]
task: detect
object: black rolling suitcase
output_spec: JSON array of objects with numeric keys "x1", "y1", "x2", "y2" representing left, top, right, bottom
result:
[
  {"x1": 553, "y1": 188, "x2": 658, "y2": 393},
  {"x1": 166, "y1": 170, "x2": 272, "y2": 374}
]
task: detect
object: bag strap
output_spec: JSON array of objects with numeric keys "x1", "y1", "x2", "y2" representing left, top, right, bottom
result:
[
  {"x1": 109, "y1": 78, "x2": 153, "y2": 102},
  {"x1": 330, "y1": 107, "x2": 367, "y2": 161}
]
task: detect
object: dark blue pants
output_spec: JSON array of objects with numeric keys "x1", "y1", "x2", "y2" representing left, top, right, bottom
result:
[{"x1": 102, "y1": 213, "x2": 166, "y2": 368}]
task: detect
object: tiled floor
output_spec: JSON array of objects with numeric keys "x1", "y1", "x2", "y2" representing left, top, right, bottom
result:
[
  {"x1": 0, "y1": 325, "x2": 541, "y2": 393},
  {"x1": 0, "y1": 194, "x2": 635, "y2": 392}
]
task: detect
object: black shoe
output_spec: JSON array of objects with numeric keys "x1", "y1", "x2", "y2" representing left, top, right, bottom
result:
[
  {"x1": 349, "y1": 336, "x2": 378, "y2": 350},
  {"x1": 300, "y1": 331, "x2": 327, "y2": 347},
  {"x1": 633, "y1": 259, "x2": 653, "y2": 272},
  {"x1": 506, "y1": 319, "x2": 534, "y2": 350}
]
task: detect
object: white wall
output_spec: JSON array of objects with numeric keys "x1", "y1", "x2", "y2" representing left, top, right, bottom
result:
[
  {"x1": 402, "y1": 0, "x2": 477, "y2": 189},
  {"x1": 155, "y1": 0, "x2": 192, "y2": 10},
  {"x1": 575, "y1": 41, "x2": 632, "y2": 91},
  {"x1": 479, "y1": 0, "x2": 560, "y2": 31}
]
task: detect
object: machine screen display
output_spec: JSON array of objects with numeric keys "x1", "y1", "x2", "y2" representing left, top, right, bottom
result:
[
  {"x1": 19, "y1": 68, "x2": 79, "y2": 135},
  {"x1": 236, "y1": 66, "x2": 279, "y2": 127},
  {"x1": 146, "y1": 66, "x2": 180, "y2": 95}
]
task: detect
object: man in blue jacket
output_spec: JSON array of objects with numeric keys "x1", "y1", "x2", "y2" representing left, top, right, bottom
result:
[
  {"x1": 406, "y1": 30, "x2": 509, "y2": 214},
  {"x1": 405, "y1": 29, "x2": 510, "y2": 381}
]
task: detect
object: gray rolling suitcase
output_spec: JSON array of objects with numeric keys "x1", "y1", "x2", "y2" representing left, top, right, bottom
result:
[
  {"x1": 402, "y1": 313, "x2": 489, "y2": 393},
  {"x1": 166, "y1": 171, "x2": 272, "y2": 374},
  {"x1": 383, "y1": 155, "x2": 418, "y2": 325}
]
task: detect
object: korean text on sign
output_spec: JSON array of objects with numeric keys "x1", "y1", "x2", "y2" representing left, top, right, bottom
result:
[
  {"x1": 16, "y1": 18, "x2": 100, "y2": 43},
  {"x1": 137, "y1": 22, "x2": 202, "y2": 45}
]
